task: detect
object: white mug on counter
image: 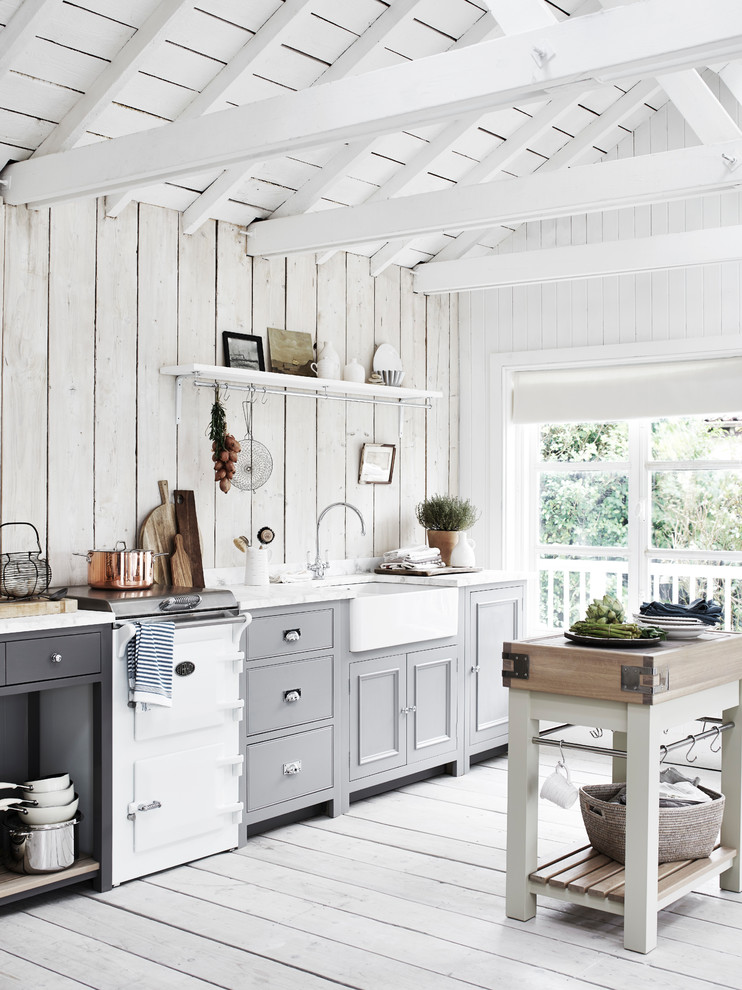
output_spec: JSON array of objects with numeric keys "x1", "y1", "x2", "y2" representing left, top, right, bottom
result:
[{"x1": 244, "y1": 547, "x2": 271, "y2": 586}]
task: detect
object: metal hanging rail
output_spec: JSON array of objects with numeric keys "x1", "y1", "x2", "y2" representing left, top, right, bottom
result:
[
  {"x1": 161, "y1": 364, "x2": 440, "y2": 439},
  {"x1": 532, "y1": 719, "x2": 734, "y2": 761}
]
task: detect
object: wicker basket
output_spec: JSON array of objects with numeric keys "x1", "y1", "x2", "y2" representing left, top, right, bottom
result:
[{"x1": 579, "y1": 783, "x2": 724, "y2": 864}]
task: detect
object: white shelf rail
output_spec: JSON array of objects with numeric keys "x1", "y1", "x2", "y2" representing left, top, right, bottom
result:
[{"x1": 160, "y1": 364, "x2": 441, "y2": 437}]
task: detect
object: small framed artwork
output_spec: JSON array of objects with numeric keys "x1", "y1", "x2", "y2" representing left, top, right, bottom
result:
[
  {"x1": 267, "y1": 327, "x2": 315, "y2": 377},
  {"x1": 222, "y1": 331, "x2": 266, "y2": 371},
  {"x1": 358, "y1": 443, "x2": 396, "y2": 485}
]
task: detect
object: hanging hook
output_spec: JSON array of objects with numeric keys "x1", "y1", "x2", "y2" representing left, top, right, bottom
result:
[
  {"x1": 261, "y1": 387, "x2": 268, "y2": 405},
  {"x1": 685, "y1": 734, "x2": 698, "y2": 763},
  {"x1": 589, "y1": 727, "x2": 603, "y2": 739},
  {"x1": 659, "y1": 745, "x2": 668, "y2": 764},
  {"x1": 710, "y1": 725, "x2": 723, "y2": 753}
]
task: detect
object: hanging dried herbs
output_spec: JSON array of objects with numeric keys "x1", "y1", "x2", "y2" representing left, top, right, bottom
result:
[{"x1": 208, "y1": 386, "x2": 241, "y2": 493}]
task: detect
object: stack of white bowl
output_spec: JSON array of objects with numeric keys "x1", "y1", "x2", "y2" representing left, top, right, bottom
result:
[
  {"x1": 633, "y1": 613, "x2": 713, "y2": 640},
  {"x1": 17, "y1": 773, "x2": 79, "y2": 824}
]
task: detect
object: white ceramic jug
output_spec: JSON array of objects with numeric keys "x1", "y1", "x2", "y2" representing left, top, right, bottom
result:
[
  {"x1": 311, "y1": 340, "x2": 341, "y2": 379},
  {"x1": 449, "y1": 531, "x2": 476, "y2": 567},
  {"x1": 343, "y1": 358, "x2": 365, "y2": 383},
  {"x1": 244, "y1": 546, "x2": 272, "y2": 586}
]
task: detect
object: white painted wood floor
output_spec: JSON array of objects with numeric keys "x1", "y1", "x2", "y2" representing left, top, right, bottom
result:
[{"x1": 0, "y1": 745, "x2": 740, "y2": 990}]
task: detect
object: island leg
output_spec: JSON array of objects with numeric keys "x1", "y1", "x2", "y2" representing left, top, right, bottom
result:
[
  {"x1": 721, "y1": 693, "x2": 742, "y2": 892},
  {"x1": 506, "y1": 689, "x2": 540, "y2": 921}
]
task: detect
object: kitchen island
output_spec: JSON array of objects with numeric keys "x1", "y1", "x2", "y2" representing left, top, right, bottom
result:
[{"x1": 502, "y1": 630, "x2": 742, "y2": 954}]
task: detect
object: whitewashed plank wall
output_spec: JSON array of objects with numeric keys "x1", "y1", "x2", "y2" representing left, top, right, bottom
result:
[
  {"x1": 0, "y1": 201, "x2": 457, "y2": 587},
  {"x1": 460, "y1": 80, "x2": 742, "y2": 568}
]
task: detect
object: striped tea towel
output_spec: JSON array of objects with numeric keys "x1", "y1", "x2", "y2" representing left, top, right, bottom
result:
[{"x1": 127, "y1": 622, "x2": 175, "y2": 711}]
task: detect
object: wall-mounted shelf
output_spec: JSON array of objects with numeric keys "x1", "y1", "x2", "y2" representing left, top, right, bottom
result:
[{"x1": 161, "y1": 364, "x2": 441, "y2": 437}]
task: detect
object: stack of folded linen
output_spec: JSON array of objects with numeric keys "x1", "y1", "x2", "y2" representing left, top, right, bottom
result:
[{"x1": 379, "y1": 545, "x2": 443, "y2": 570}]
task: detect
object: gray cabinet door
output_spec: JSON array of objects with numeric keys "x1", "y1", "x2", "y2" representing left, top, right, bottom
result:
[
  {"x1": 469, "y1": 586, "x2": 523, "y2": 749},
  {"x1": 349, "y1": 654, "x2": 406, "y2": 781},
  {"x1": 408, "y1": 645, "x2": 457, "y2": 766}
]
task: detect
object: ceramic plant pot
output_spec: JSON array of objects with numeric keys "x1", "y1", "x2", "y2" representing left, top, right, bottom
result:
[{"x1": 426, "y1": 530, "x2": 459, "y2": 567}]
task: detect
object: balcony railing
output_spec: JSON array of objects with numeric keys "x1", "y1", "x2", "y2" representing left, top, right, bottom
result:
[{"x1": 540, "y1": 556, "x2": 742, "y2": 631}]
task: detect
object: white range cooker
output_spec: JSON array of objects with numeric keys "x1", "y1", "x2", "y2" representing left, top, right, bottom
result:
[{"x1": 69, "y1": 585, "x2": 249, "y2": 885}]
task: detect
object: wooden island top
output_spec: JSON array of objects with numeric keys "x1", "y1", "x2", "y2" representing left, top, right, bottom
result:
[{"x1": 502, "y1": 630, "x2": 742, "y2": 705}]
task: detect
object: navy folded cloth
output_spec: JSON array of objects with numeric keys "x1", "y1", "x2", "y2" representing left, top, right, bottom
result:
[{"x1": 639, "y1": 597, "x2": 722, "y2": 626}]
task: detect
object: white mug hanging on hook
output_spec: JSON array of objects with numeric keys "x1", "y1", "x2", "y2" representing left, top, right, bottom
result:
[{"x1": 540, "y1": 744, "x2": 579, "y2": 809}]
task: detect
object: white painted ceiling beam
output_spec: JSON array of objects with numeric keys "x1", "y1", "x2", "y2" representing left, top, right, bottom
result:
[
  {"x1": 105, "y1": 0, "x2": 316, "y2": 218},
  {"x1": 718, "y1": 61, "x2": 742, "y2": 107},
  {"x1": 484, "y1": 0, "x2": 558, "y2": 33},
  {"x1": 366, "y1": 91, "x2": 578, "y2": 275},
  {"x1": 180, "y1": 0, "x2": 428, "y2": 234},
  {"x1": 656, "y1": 70, "x2": 741, "y2": 144},
  {"x1": 413, "y1": 224, "x2": 742, "y2": 293},
  {"x1": 245, "y1": 140, "x2": 742, "y2": 256},
  {"x1": 4, "y1": 0, "x2": 742, "y2": 209},
  {"x1": 34, "y1": 0, "x2": 193, "y2": 157},
  {"x1": 430, "y1": 77, "x2": 661, "y2": 264}
]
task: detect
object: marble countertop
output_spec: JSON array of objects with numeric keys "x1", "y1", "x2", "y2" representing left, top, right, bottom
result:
[
  {"x1": 221, "y1": 569, "x2": 531, "y2": 612},
  {"x1": 0, "y1": 610, "x2": 114, "y2": 638}
]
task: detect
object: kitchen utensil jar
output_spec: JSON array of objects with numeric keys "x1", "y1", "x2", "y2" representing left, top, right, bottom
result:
[{"x1": 0, "y1": 522, "x2": 52, "y2": 598}]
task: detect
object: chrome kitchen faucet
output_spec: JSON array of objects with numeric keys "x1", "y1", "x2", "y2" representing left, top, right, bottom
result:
[{"x1": 308, "y1": 501, "x2": 366, "y2": 579}]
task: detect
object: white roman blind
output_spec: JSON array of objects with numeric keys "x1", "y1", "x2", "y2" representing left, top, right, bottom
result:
[{"x1": 511, "y1": 357, "x2": 742, "y2": 424}]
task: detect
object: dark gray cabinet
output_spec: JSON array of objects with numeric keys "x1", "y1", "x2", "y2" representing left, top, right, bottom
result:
[
  {"x1": 465, "y1": 583, "x2": 525, "y2": 761},
  {"x1": 0, "y1": 622, "x2": 111, "y2": 906},
  {"x1": 347, "y1": 642, "x2": 458, "y2": 795}
]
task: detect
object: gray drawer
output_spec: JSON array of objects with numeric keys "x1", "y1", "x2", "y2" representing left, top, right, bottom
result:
[
  {"x1": 246, "y1": 655, "x2": 334, "y2": 735},
  {"x1": 6, "y1": 632, "x2": 101, "y2": 685},
  {"x1": 248, "y1": 608, "x2": 333, "y2": 659},
  {"x1": 246, "y1": 725, "x2": 334, "y2": 811}
]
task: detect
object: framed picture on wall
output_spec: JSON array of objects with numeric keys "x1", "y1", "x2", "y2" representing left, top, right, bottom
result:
[
  {"x1": 222, "y1": 331, "x2": 266, "y2": 371},
  {"x1": 358, "y1": 443, "x2": 396, "y2": 484}
]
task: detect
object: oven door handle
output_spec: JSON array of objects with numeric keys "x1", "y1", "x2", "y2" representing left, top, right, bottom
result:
[
  {"x1": 115, "y1": 623, "x2": 138, "y2": 660},
  {"x1": 217, "y1": 699, "x2": 245, "y2": 722}
]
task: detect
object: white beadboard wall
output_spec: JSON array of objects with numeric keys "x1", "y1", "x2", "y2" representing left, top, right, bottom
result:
[
  {"x1": 0, "y1": 201, "x2": 458, "y2": 587},
  {"x1": 460, "y1": 78, "x2": 742, "y2": 569}
]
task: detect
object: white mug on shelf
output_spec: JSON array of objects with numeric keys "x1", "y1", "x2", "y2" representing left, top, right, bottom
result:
[{"x1": 540, "y1": 760, "x2": 578, "y2": 809}]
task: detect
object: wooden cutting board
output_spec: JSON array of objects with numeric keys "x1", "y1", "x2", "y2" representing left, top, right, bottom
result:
[
  {"x1": 139, "y1": 480, "x2": 176, "y2": 585},
  {"x1": 0, "y1": 598, "x2": 78, "y2": 618},
  {"x1": 170, "y1": 533, "x2": 193, "y2": 587},
  {"x1": 173, "y1": 490, "x2": 205, "y2": 588}
]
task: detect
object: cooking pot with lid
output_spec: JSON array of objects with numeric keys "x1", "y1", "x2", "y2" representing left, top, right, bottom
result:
[
  {"x1": 75, "y1": 542, "x2": 168, "y2": 589},
  {"x1": 2, "y1": 812, "x2": 82, "y2": 874}
]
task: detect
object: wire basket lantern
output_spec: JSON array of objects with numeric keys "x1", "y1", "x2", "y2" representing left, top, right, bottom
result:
[{"x1": 0, "y1": 522, "x2": 52, "y2": 599}]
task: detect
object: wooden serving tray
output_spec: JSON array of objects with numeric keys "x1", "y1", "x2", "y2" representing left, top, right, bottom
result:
[
  {"x1": 374, "y1": 566, "x2": 483, "y2": 577},
  {"x1": 0, "y1": 597, "x2": 78, "y2": 618}
]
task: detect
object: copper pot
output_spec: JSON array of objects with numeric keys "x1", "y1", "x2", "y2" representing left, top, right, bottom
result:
[{"x1": 75, "y1": 542, "x2": 167, "y2": 589}]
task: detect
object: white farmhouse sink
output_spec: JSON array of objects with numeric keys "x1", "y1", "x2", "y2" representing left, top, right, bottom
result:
[{"x1": 348, "y1": 583, "x2": 458, "y2": 652}]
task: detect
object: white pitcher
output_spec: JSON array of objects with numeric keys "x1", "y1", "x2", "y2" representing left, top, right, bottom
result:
[
  {"x1": 311, "y1": 340, "x2": 341, "y2": 379},
  {"x1": 244, "y1": 546, "x2": 272, "y2": 585},
  {"x1": 449, "y1": 531, "x2": 476, "y2": 568}
]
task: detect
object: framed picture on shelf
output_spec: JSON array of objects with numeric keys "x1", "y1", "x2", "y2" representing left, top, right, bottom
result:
[
  {"x1": 222, "y1": 331, "x2": 265, "y2": 371},
  {"x1": 267, "y1": 327, "x2": 315, "y2": 376},
  {"x1": 358, "y1": 443, "x2": 396, "y2": 485}
]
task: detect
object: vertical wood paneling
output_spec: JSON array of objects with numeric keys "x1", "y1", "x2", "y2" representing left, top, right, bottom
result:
[
  {"x1": 251, "y1": 256, "x2": 287, "y2": 563},
  {"x1": 94, "y1": 202, "x2": 138, "y2": 550},
  {"x1": 344, "y1": 254, "x2": 375, "y2": 560},
  {"x1": 2, "y1": 206, "x2": 49, "y2": 545},
  {"x1": 0, "y1": 203, "x2": 458, "y2": 580},
  {"x1": 48, "y1": 200, "x2": 96, "y2": 585},
  {"x1": 373, "y1": 265, "x2": 401, "y2": 555},
  {"x1": 136, "y1": 205, "x2": 179, "y2": 534},
  {"x1": 400, "y1": 268, "x2": 427, "y2": 548},
  {"x1": 215, "y1": 222, "x2": 253, "y2": 568},
  {"x1": 316, "y1": 252, "x2": 347, "y2": 562},
  {"x1": 176, "y1": 217, "x2": 217, "y2": 568},
  {"x1": 284, "y1": 254, "x2": 317, "y2": 563}
]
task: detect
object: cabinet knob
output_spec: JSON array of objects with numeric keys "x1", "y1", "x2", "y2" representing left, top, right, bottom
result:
[
  {"x1": 401, "y1": 706, "x2": 417, "y2": 715},
  {"x1": 50, "y1": 653, "x2": 63, "y2": 664},
  {"x1": 284, "y1": 629, "x2": 301, "y2": 642},
  {"x1": 471, "y1": 665, "x2": 481, "y2": 673},
  {"x1": 283, "y1": 760, "x2": 302, "y2": 775},
  {"x1": 284, "y1": 689, "x2": 301, "y2": 703}
]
